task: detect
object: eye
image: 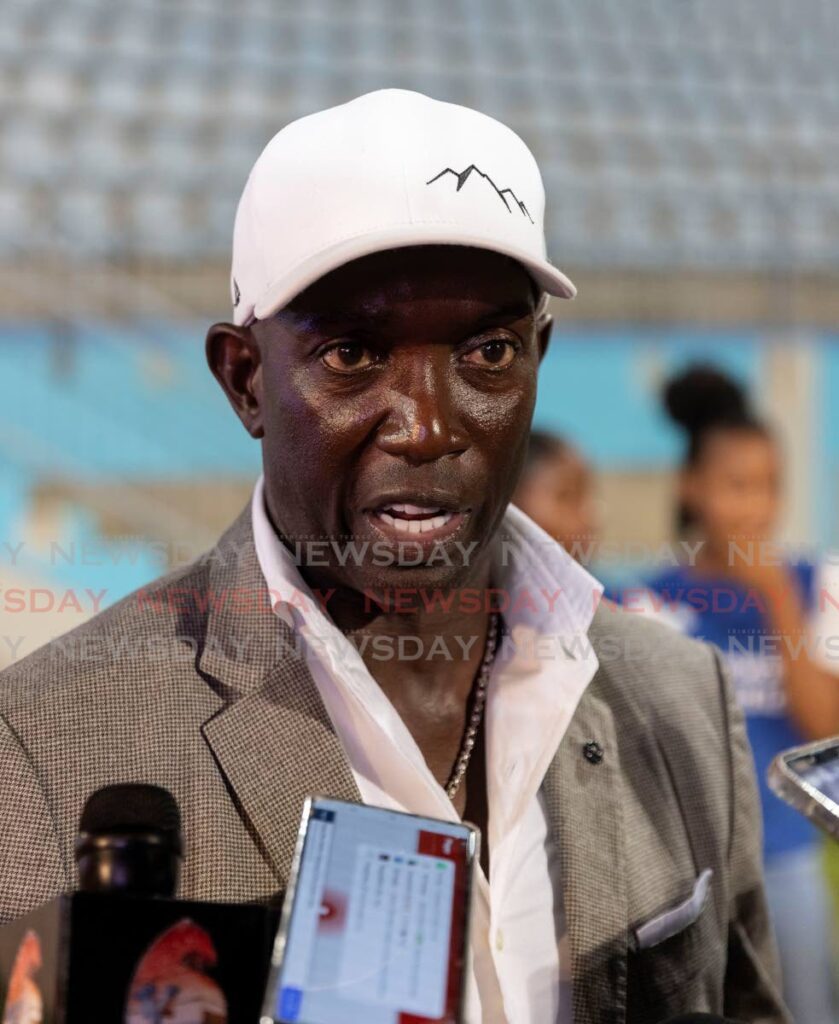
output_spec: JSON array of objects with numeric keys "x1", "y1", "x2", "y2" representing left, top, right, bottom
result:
[
  {"x1": 321, "y1": 341, "x2": 378, "y2": 373},
  {"x1": 461, "y1": 337, "x2": 518, "y2": 370}
]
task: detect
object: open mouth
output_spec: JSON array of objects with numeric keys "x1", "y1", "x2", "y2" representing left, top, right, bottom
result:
[
  {"x1": 367, "y1": 501, "x2": 468, "y2": 543},
  {"x1": 378, "y1": 503, "x2": 455, "y2": 534}
]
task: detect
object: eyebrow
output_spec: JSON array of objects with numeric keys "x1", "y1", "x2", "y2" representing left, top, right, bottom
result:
[
  {"x1": 471, "y1": 300, "x2": 536, "y2": 327},
  {"x1": 281, "y1": 308, "x2": 390, "y2": 333},
  {"x1": 281, "y1": 299, "x2": 536, "y2": 334}
]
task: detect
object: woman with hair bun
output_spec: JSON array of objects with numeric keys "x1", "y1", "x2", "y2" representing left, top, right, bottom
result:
[{"x1": 645, "y1": 363, "x2": 839, "y2": 1023}]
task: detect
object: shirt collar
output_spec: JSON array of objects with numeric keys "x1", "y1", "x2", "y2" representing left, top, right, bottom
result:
[{"x1": 490, "y1": 501, "x2": 603, "y2": 640}]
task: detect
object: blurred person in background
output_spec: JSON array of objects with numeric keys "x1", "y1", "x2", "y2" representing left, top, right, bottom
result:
[
  {"x1": 644, "y1": 363, "x2": 839, "y2": 1024},
  {"x1": 512, "y1": 430, "x2": 600, "y2": 559}
]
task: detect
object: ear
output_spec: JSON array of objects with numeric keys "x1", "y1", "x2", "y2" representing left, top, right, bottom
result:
[
  {"x1": 536, "y1": 314, "x2": 553, "y2": 363},
  {"x1": 205, "y1": 322, "x2": 264, "y2": 439}
]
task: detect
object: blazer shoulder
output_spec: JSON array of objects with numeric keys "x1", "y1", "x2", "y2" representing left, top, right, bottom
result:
[{"x1": 0, "y1": 551, "x2": 215, "y2": 712}]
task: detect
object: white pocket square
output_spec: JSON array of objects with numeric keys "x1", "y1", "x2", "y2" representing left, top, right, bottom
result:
[{"x1": 634, "y1": 867, "x2": 714, "y2": 950}]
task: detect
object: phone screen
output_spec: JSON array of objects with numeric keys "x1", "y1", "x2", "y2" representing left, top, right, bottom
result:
[
  {"x1": 263, "y1": 797, "x2": 477, "y2": 1024},
  {"x1": 787, "y1": 742, "x2": 839, "y2": 812}
]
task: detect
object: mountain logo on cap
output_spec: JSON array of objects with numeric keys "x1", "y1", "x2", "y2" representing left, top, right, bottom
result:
[{"x1": 426, "y1": 164, "x2": 534, "y2": 223}]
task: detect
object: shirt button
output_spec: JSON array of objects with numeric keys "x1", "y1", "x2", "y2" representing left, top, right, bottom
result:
[{"x1": 495, "y1": 929, "x2": 504, "y2": 952}]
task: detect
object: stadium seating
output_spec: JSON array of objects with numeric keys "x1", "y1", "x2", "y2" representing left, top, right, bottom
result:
[{"x1": 1, "y1": 0, "x2": 838, "y2": 269}]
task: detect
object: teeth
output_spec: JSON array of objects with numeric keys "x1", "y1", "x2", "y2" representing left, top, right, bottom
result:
[
  {"x1": 427, "y1": 513, "x2": 450, "y2": 531},
  {"x1": 386, "y1": 503, "x2": 443, "y2": 515},
  {"x1": 377, "y1": 511, "x2": 454, "y2": 533}
]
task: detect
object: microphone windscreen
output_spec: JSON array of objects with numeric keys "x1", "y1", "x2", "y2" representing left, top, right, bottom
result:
[{"x1": 79, "y1": 784, "x2": 181, "y2": 848}]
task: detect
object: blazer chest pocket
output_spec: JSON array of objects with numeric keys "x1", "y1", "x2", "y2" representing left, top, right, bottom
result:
[{"x1": 628, "y1": 869, "x2": 725, "y2": 1010}]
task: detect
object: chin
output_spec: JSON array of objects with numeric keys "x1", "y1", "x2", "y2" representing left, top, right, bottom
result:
[{"x1": 347, "y1": 559, "x2": 483, "y2": 598}]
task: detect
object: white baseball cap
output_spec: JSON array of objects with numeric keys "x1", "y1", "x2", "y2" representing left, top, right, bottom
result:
[{"x1": 230, "y1": 88, "x2": 576, "y2": 326}]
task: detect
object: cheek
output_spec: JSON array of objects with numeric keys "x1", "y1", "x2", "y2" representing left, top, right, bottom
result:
[
  {"x1": 765, "y1": 491, "x2": 781, "y2": 520},
  {"x1": 462, "y1": 390, "x2": 535, "y2": 506},
  {"x1": 702, "y1": 488, "x2": 734, "y2": 522},
  {"x1": 703, "y1": 488, "x2": 754, "y2": 537},
  {"x1": 542, "y1": 499, "x2": 575, "y2": 536},
  {"x1": 453, "y1": 370, "x2": 538, "y2": 443},
  {"x1": 263, "y1": 372, "x2": 375, "y2": 471}
]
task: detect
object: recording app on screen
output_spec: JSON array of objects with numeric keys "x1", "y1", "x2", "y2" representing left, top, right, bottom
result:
[{"x1": 271, "y1": 799, "x2": 474, "y2": 1024}]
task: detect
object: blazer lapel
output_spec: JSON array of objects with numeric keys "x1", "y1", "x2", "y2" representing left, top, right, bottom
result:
[
  {"x1": 542, "y1": 674, "x2": 629, "y2": 1024},
  {"x1": 196, "y1": 503, "x2": 361, "y2": 886}
]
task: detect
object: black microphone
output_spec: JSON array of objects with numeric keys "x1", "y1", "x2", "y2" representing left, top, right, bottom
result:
[{"x1": 74, "y1": 783, "x2": 183, "y2": 897}]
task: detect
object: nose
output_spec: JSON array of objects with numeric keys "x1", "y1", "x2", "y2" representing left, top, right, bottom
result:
[{"x1": 376, "y1": 361, "x2": 469, "y2": 464}]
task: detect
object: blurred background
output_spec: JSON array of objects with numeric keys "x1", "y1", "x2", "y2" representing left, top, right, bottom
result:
[
  {"x1": 6, "y1": 1, "x2": 839, "y2": 1009},
  {"x1": 2, "y1": 0, "x2": 839, "y2": 663}
]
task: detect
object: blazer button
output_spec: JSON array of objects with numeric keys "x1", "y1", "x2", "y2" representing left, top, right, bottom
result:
[{"x1": 583, "y1": 740, "x2": 604, "y2": 764}]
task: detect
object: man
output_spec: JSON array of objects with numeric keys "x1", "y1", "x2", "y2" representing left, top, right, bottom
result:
[{"x1": 0, "y1": 90, "x2": 788, "y2": 1023}]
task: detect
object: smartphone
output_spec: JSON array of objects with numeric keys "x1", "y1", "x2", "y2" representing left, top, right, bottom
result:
[
  {"x1": 260, "y1": 796, "x2": 479, "y2": 1024},
  {"x1": 768, "y1": 736, "x2": 839, "y2": 839}
]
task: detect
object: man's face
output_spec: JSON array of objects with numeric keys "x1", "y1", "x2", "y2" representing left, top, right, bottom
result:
[{"x1": 208, "y1": 245, "x2": 551, "y2": 593}]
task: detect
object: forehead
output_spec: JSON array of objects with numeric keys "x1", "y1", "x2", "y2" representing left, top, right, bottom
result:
[
  {"x1": 702, "y1": 428, "x2": 776, "y2": 468},
  {"x1": 277, "y1": 244, "x2": 537, "y2": 331}
]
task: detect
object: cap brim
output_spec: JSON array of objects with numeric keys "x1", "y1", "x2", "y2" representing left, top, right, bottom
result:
[{"x1": 246, "y1": 225, "x2": 576, "y2": 325}]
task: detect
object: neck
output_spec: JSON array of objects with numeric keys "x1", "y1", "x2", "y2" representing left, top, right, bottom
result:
[
  {"x1": 301, "y1": 555, "x2": 497, "y2": 707},
  {"x1": 300, "y1": 556, "x2": 495, "y2": 637}
]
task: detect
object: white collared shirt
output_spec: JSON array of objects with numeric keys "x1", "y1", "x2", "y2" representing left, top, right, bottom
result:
[{"x1": 251, "y1": 475, "x2": 604, "y2": 1023}]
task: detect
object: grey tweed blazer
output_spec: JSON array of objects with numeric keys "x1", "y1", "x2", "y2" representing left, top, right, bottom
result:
[{"x1": 0, "y1": 503, "x2": 789, "y2": 1024}]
